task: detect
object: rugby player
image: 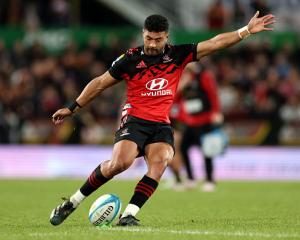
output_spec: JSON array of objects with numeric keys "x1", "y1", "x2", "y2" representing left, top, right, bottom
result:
[{"x1": 50, "y1": 12, "x2": 275, "y2": 226}]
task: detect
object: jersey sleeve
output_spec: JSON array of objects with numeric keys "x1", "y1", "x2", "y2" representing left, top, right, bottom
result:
[
  {"x1": 175, "y1": 44, "x2": 198, "y2": 67},
  {"x1": 108, "y1": 54, "x2": 128, "y2": 81}
]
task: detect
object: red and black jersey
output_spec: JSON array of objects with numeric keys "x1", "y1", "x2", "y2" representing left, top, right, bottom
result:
[{"x1": 108, "y1": 44, "x2": 198, "y2": 123}]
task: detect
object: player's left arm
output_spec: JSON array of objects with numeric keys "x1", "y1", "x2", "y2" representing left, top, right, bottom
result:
[{"x1": 196, "y1": 11, "x2": 275, "y2": 59}]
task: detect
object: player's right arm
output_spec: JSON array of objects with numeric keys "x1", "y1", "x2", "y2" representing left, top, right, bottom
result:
[
  {"x1": 52, "y1": 71, "x2": 119, "y2": 124},
  {"x1": 52, "y1": 51, "x2": 129, "y2": 125}
]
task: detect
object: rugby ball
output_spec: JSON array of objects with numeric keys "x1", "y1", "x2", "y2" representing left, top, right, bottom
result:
[{"x1": 88, "y1": 194, "x2": 121, "y2": 226}]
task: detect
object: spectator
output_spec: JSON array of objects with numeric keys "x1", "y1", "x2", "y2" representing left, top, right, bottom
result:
[
  {"x1": 0, "y1": 38, "x2": 299, "y2": 145},
  {"x1": 232, "y1": 0, "x2": 246, "y2": 27},
  {"x1": 207, "y1": 0, "x2": 230, "y2": 30},
  {"x1": 250, "y1": 0, "x2": 271, "y2": 16}
]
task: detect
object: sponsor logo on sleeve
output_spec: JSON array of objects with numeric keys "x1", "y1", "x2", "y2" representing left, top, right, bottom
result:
[{"x1": 111, "y1": 54, "x2": 125, "y2": 66}]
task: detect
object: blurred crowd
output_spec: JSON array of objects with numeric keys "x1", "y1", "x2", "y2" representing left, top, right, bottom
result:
[
  {"x1": 206, "y1": 0, "x2": 300, "y2": 31},
  {"x1": 213, "y1": 42, "x2": 300, "y2": 144},
  {"x1": 206, "y1": 0, "x2": 272, "y2": 30},
  {"x1": 0, "y1": 38, "x2": 126, "y2": 144},
  {"x1": 0, "y1": 36, "x2": 299, "y2": 144},
  {"x1": 0, "y1": 0, "x2": 300, "y2": 145},
  {"x1": 0, "y1": 0, "x2": 131, "y2": 28},
  {"x1": 2, "y1": 0, "x2": 300, "y2": 31},
  {"x1": 0, "y1": 0, "x2": 71, "y2": 27}
]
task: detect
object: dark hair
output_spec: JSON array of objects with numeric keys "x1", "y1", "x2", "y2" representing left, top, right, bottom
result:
[{"x1": 144, "y1": 14, "x2": 169, "y2": 32}]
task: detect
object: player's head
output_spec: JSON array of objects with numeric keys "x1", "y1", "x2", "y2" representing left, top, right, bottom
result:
[{"x1": 143, "y1": 14, "x2": 169, "y2": 56}]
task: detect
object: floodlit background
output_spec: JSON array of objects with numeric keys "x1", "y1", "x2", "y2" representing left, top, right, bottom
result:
[{"x1": 0, "y1": 0, "x2": 300, "y2": 180}]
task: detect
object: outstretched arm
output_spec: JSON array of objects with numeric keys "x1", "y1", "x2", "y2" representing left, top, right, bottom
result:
[
  {"x1": 52, "y1": 71, "x2": 120, "y2": 124},
  {"x1": 197, "y1": 11, "x2": 275, "y2": 59}
]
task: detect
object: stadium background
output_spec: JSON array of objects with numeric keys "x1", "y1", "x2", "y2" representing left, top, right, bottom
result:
[
  {"x1": 0, "y1": 1, "x2": 300, "y2": 240},
  {"x1": 0, "y1": 0, "x2": 300, "y2": 180}
]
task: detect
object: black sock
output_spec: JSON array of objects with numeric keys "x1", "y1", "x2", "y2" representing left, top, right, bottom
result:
[
  {"x1": 204, "y1": 157, "x2": 214, "y2": 182},
  {"x1": 129, "y1": 175, "x2": 158, "y2": 208},
  {"x1": 80, "y1": 164, "x2": 111, "y2": 196},
  {"x1": 181, "y1": 140, "x2": 194, "y2": 180}
]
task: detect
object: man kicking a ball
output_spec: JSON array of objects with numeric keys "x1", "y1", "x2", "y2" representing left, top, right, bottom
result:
[{"x1": 50, "y1": 12, "x2": 275, "y2": 226}]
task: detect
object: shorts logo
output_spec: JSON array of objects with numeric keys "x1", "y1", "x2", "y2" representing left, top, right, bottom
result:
[
  {"x1": 146, "y1": 78, "x2": 168, "y2": 91},
  {"x1": 120, "y1": 128, "x2": 130, "y2": 137}
]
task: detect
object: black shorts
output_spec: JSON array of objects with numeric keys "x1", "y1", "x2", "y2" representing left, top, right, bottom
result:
[{"x1": 114, "y1": 115, "x2": 175, "y2": 157}]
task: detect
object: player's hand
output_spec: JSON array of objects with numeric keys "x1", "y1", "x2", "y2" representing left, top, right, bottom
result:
[
  {"x1": 247, "y1": 11, "x2": 276, "y2": 34},
  {"x1": 52, "y1": 108, "x2": 72, "y2": 125}
]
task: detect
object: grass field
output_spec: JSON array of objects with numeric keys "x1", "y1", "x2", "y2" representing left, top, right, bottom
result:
[{"x1": 0, "y1": 179, "x2": 299, "y2": 240}]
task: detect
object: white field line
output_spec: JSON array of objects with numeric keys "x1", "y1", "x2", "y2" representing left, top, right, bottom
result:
[
  {"x1": 25, "y1": 227, "x2": 300, "y2": 239},
  {"x1": 106, "y1": 227, "x2": 300, "y2": 239}
]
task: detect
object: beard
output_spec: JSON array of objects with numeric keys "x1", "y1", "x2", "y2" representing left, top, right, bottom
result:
[{"x1": 144, "y1": 47, "x2": 163, "y2": 56}]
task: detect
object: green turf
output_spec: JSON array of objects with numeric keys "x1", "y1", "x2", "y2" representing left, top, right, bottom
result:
[{"x1": 0, "y1": 180, "x2": 299, "y2": 240}]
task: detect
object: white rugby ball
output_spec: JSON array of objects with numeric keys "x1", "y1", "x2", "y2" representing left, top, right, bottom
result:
[{"x1": 88, "y1": 194, "x2": 121, "y2": 226}]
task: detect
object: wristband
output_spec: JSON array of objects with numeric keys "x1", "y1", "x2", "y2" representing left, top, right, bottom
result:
[
  {"x1": 238, "y1": 26, "x2": 251, "y2": 39},
  {"x1": 68, "y1": 101, "x2": 82, "y2": 113}
]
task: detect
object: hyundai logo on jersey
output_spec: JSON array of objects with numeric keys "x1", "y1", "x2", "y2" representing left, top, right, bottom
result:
[{"x1": 146, "y1": 78, "x2": 168, "y2": 91}]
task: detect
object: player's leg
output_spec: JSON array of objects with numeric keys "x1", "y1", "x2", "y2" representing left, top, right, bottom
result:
[
  {"x1": 170, "y1": 129, "x2": 183, "y2": 183},
  {"x1": 144, "y1": 142, "x2": 174, "y2": 181},
  {"x1": 165, "y1": 129, "x2": 185, "y2": 190},
  {"x1": 202, "y1": 156, "x2": 216, "y2": 192},
  {"x1": 117, "y1": 142, "x2": 173, "y2": 226},
  {"x1": 204, "y1": 156, "x2": 214, "y2": 182},
  {"x1": 180, "y1": 127, "x2": 198, "y2": 188},
  {"x1": 77, "y1": 139, "x2": 139, "y2": 199},
  {"x1": 180, "y1": 127, "x2": 194, "y2": 180},
  {"x1": 200, "y1": 125, "x2": 218, "y2": 192},
  {"x1": 50, "y1": 140, "x2": 139, "y2": 226}
]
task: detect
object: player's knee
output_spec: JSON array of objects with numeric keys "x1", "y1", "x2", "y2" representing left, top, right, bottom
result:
[
  {"x1": 102, "y1": 157, "x2": 132, "y2": 178},
  {"x1": 155, "y1": 151, "x2": 173, "y2": 169},
  {"x1": 156, "y1": 157, "x2": 169, "y2": 169},
  {"x1": 108, "y1": 157, "x2": 132, "y2": 175},
  {"x1": 148, "y1": 157, "x2": 170, "y2": 180},
  {"x1": 167, "y1": 156, "x2": 174, "y2": 166},
  {"x1": 114, "y1": 160, "x2": 132, "y2": 173}
]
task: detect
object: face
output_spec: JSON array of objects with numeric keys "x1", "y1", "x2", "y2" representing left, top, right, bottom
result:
[{"x1": 143, "y1": 30, "x2": 168, "y2": 56}]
